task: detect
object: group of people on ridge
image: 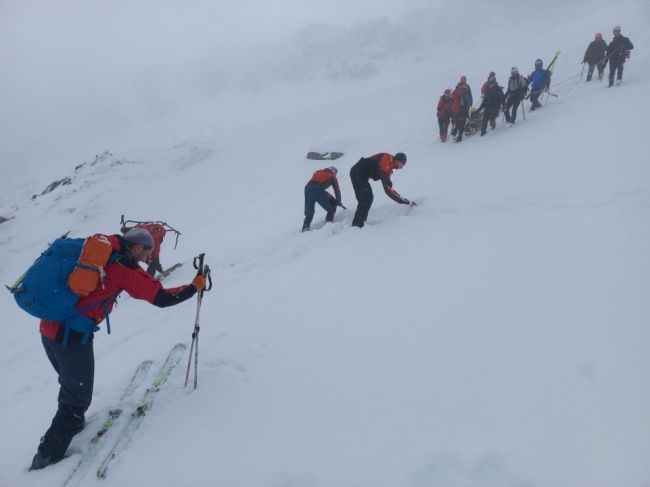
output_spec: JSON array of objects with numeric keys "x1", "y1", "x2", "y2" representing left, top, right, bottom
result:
[
  {"x1": 582, "y1": 26, "x2": 633, "y2": 86},
  {"x1": 436, "y1": 59, "x2": 550, "y2": 143},
  {"x1": 436, "y1": 25, "x2": 633, "y2": 144}
]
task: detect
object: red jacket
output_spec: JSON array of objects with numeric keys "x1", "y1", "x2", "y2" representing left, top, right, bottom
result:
[
  {"x1": 40, "y1": 235, "x2": 196, "y2": 340},
  {"x1": 437, "y1": 95, "x2": 452, "y2": 119}
]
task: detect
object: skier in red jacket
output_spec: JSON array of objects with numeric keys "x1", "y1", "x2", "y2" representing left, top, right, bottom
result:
[{"x1": 30, "y1": 228, "x2": 206, "y2": 471}]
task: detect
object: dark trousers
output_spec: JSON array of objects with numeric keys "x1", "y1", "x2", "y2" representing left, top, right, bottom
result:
[
  {"x1": 609, "y1": 58, "x2": 624, "y2": 86},
  {"x1": 350, "y1": 169, "x2": 373, "y2": 228},
  {"x1": 504, "y1": 96, "x2": 522, "y2": 123},
  {"x1": 586, "y1": 62, "x2": 605, "y2": 81},
  {"x1": 37, "y1": 335, "x2": 94, "y2": 461},
  {"x1": 303, "y1": 187, "x2": 336, "y2": 230},
  {"x1": 529, "y1": 90, "x2": 542, "y2": 109},
  {"x1": 480, "y1": 110, "x2": 498, "y2": 135},
  {"x1": 438, "y1": 117, "x2": 450, "y2": 137},
  {"x1": 146, "y1": 256, "x2": 160, "y2": 277},
  {"x1": 451, "y1": 117, "x2": 467, "y2": 141}
]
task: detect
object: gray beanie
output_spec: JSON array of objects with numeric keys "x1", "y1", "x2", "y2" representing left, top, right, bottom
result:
[{"x1": 123, "y1": 228, "x2": 154, "y2": 248}]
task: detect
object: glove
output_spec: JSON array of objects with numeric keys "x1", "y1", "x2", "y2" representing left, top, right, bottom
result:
[
  {"x1": 409, "y1": 200, "x2": 418, "y2": 207},
  {"x1": 192, "y1": 274, "x2": 206, "y2": 291},
  {"x1": 160, "y1": 270, "x2": 170, "y2": 278}
]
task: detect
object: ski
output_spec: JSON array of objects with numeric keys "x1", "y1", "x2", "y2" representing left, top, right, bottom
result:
[
  {"x1": 62, "y1": 359, "x2": 154, "y2": 487},
  {"x1": 96, "y1": 343, "x2": 187, "y2": 480}
]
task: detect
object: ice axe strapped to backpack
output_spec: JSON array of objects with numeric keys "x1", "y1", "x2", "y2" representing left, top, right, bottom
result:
[{"x1": 7, "y1": 234, "x2": 121, "y2": 345}]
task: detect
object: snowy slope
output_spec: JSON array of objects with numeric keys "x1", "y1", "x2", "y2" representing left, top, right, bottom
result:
[{"x1": 1, "y1": 1, "x2": 650, "y2": 486}]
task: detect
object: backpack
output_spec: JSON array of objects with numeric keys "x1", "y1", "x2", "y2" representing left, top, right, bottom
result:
[
  {"x1": 10, "y1": 234, "x2": 118, "y2": 344},
  {"x1": 135, "y1": 223, "x2": 166, "y2": 260}
]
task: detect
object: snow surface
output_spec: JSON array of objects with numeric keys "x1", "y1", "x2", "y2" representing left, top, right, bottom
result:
[{"x1": 1, "y1": 1, "x2": 650, "y2": 486}]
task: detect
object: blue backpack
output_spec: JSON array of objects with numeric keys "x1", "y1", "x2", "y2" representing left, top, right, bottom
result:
[{"x1": 9, "y1": 237, "x2": 118, "y2": 344}]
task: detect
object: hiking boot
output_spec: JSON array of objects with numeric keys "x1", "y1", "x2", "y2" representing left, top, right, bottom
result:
[
  {"x1": 302, "y1": 216, "x2": 312, "y2": 232},
  {"x1": 456, "y1": 135, "x2": 463, "y2": 142},
  {"x1": 29, "y1": 451, "x2": 62, "y2": 471}
]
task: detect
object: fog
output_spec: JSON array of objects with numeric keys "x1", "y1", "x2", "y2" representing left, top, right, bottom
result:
[{"x1": 1, "y1": 0, "x2": 607, "y2": 189}]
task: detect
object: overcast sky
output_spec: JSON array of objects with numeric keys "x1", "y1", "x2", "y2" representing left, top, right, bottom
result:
[
  {"x1": 0, "y1": 0, "x2": 606, "y2": 189},
  {"x1": 0, "y1": 0, "x2": 436, "y2": 184}
]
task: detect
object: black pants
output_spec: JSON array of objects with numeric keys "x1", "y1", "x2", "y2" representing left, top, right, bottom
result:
[
  {"x1": 438, "y1": 117, "x2": 450, "y2": 137},
  {"x1": 609, "y1": 58, "x2": 624, "y2": 86},
  {"x1": 480, "y1": 110, "x2": 498, "y2": 135},
  {"x1": 586, "y1": 62, "x2": 605, "y2": 81},
  {"x1": 529, "y1": 90, "x2": 542, "y2": 109},
  {"x1": 350, "y1": 168, "x2": 373, "y2": 228},
  {"x1": 451, "y1": 117, "x2": 467, "y2": 140},
  {"x1": 146, "y1": 256, "x2": 160, "y2": 277},
  {"x1": 37, "y1": 334, "x2": 94, "y2": 461},
  {"x1": 504, "y1": 96, "x2": 522, "y2": 123}
]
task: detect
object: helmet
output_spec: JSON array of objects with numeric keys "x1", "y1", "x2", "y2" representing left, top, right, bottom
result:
[
  {"x1": 327, "y1": 166, "x2": 338, "y2": 175},
  {"x1": 535, "y1": 58, "x2": 543, "y2": 67},
  {"x1": 489, "y1": 71, "x2": 495, "y2": 77},
  {"x1": 394, "y1": 152, "x2": 407, "y2": 164},
  {"x1": 444, "y1": 88, "x2": 451, "y2": 95},
  {"x1": 511, "y1": 66, "x2": 519, "y2": 74},
  {"x1": 613, "y1": 25, "x2": 621, "y2": 33},
  {"x1": 460, "y1": 75, "x2": 467, "y2": 83},
  {"x1": 595, "y1": 32, "x2": 602, "y2": 39}
]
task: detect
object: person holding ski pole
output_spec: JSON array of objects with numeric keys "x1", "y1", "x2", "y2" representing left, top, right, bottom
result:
[
  {"x1": 503, "y1": 67, "x2": 528, "y2": 125},
  {"x1": 527, "y1": 59, "x2": 551, "y2": 111},
  {"x1": 27, "y1": 228, "x2": 206, "y2": 470},
  {"x1": 606, "y1": 25, "x2": 633, "y2": 87},
  {"x1": 582, "y1": 32, "x2": 608, "y2": 82},
  {"x1": 350, "y1": 152, "x2": 414, "y2": 228},
  {"x1": 302, "y1": 166, "x2": 344, "y2": 232}
]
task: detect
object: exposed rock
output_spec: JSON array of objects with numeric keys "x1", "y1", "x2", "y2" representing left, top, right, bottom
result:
[
  {"x1": 0, "y1": 216, "x2": 11, "y2": 225},
  {"x1": 32, "y1": 177, "x2": 73, "y2": 200},
  {"x1": 307, "y1": 151, "x2": 344, "y2": 161}
]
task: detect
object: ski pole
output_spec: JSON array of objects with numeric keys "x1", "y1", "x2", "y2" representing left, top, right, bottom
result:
[
  {"x1": 184, "y1": 253, "x2": 212, "y2": 389},
  {"x1": 579, "y1": 62, "x2": 586, "y2": 82}
]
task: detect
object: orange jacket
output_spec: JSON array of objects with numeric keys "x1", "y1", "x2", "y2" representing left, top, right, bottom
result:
[{"x1": 305, "y1": 168, "x2": 341, "y2": 202}]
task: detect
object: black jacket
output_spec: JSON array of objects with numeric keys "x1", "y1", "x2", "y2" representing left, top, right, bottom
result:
[
  {"x1": 606, "y1": 35, "x2": 633, "y2": 63},
  {"x1": 583, "y1": 39, "x2": 608, "y2": 65},
  {"x1": 477, "y1": 84, "x2": 505, "y2": 114}
]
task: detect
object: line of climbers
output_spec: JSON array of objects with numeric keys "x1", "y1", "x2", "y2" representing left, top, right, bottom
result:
[{"x1": 436, "y1": 25, "x2": 633, "y2": 143}]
